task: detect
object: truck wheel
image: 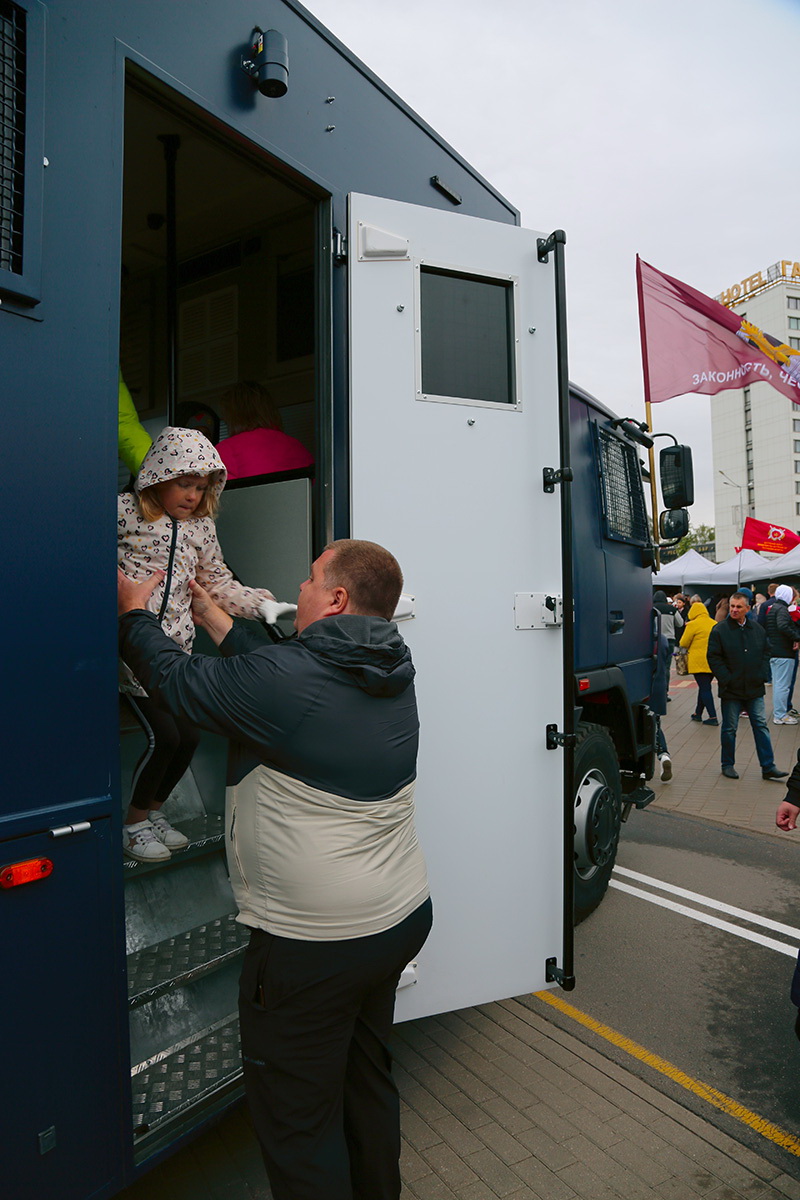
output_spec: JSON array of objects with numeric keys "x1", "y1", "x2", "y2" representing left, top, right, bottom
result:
[{"x1": 573, "y1": 722, "x2": 622, "y2": 923}]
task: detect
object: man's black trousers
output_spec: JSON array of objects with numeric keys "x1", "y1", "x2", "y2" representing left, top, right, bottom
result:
[{"x1": 239, "y1": 898, "x2": 433, "y2": 1200}]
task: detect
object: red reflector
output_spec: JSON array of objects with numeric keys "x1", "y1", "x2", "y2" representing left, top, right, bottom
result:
[
  {"x1": 0, "y1": 858, "x2": 54, "y2": 889},
  {"x1": 578, "y1": 678, "x2": 590, "y2": 692}
]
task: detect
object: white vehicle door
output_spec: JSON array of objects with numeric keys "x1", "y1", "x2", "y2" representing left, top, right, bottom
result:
[{"x1": 348, "y1": 194, "x2": 565, "y2": 1019}]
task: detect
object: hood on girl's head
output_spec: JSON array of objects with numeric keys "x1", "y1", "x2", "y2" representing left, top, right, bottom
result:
[
  {"x1": 688, "y1": 602, "x2": 708, "y2": 619},
  {"x1": 776, "y1": 584, "x2": 794, "y2": 604},
  {"x1": 135, "y1": 426, "x2": 227, "y2": 499}
]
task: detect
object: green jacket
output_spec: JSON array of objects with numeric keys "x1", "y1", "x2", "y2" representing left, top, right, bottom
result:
[{"x1": 118, "y1": 371, "x2": 151, "y2": 475}]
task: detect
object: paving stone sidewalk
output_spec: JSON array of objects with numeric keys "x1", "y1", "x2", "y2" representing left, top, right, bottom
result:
[
  {"x1": 650, "y1": 667, "x2": 800, "y2": 835},
  {"x1": 122, "y1": 991, "x2": 800, "y2": 1200}
]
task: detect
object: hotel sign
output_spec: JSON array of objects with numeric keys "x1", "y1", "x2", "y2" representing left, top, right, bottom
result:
[{"x1": 716, "y1": 259, "x2": 800, "y2": 306}]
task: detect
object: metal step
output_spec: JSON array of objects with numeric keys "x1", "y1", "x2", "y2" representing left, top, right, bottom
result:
[
  {"x1": 122, "y1": 814, "x2": 225, "y2": 877},
  {"x1": 127, "y1": 913, "x2": 250, "y2": 1008},
  {"x1": 131, "y1": 1015, "x2": 242, "y2": 1138}
]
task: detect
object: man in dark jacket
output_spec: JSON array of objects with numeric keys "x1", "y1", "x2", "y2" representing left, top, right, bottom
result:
[
  {"x1": 118, "y1": 539, "x2": 431, "y2": 1200},
  {"x1": 766, "y1": 584, "x2": 798, "y2": 725},
  {"x1": 707, "y1": 591, "x2": 787, "y2": 781}
]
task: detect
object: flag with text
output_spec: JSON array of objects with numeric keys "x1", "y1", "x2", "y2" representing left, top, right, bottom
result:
[
  {"x1": 637, "y1": 257, "x2": 800, "y2": 404},
  {"x1": 740, "y1": 517, "x2": 800, "y2": 555}
]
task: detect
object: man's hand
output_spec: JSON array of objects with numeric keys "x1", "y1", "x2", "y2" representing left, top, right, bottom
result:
[
  {"x1": 776, "y1": 800, "x2": 800, "y2": 831},
  {"x1": 118, "y1": 567, "x2": 164, "y2": 616},
  {"x1": 189, "y1": 579, "x2": 233, "y2": 646}
]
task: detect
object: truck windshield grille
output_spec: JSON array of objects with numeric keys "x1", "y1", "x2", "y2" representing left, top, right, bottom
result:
[
  {"x1": 0, "y1": 0, "x2": 25, "y2": 275},
  {"x1": 596, "y1": 427, "x2": 650, "y2": 546}
]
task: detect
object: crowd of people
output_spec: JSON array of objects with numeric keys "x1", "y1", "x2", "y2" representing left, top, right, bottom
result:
[
  {"x1": 657, "y1": 582, "x2": 800, "y2": 1041},
  {"x1": 654, "y1": 583, "x2": 800, "y2": 784}
]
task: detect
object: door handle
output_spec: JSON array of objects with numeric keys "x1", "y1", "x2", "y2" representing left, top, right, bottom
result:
[{"x1": 609, "y1": 612, "x2": 625, "y2": 634}]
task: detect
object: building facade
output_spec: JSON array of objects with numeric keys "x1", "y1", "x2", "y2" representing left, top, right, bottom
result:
[{"x1": 712, "y1": 261, "x2": 800, "y2": 558}]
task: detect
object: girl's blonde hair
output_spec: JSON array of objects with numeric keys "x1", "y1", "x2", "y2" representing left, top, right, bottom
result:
[{"x1": 137, "y1": 476, "x2": 221, "y2": 523}]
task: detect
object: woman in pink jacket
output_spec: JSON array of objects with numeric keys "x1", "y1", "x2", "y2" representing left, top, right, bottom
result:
[{"x1": 216, "y1": 381, "x2": 314, "y2": 481}]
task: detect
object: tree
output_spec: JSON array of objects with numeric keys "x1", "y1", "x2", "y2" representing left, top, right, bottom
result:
[{"x1": 674, "y1": 523, "x2": 715, "y2": 558}]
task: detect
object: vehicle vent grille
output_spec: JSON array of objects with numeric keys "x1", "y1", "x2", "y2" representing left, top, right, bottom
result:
[
  {"x1": 0, "y1": 0, "x2": 26, "y2": 275},
  {"x1": 597, "y1": 427, "x2": 651, "y2": 546}
]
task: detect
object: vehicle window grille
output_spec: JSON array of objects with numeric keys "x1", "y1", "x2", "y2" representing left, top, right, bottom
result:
[
  {"x1": 596, "y1": 427, "x2": 650, "y2": 545},
  {"x1": 0, "y1": 0, "x2": 25, "y2": 276}
]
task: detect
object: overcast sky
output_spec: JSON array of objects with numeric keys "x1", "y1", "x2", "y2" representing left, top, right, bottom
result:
[{"x1": 307, "y1": 0, "x2": 800, "y2": 526}]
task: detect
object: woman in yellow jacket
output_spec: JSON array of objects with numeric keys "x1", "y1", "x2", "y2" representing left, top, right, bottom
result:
[{"x1": 680, "y1": 601, "x2": 718, "y2": 725}]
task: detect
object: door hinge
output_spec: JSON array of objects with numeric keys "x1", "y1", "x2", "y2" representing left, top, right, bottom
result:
[
  {"x1": 48, "y1": 821, "x2": 92, "y2": 838},
  {"x1": 332, "y1": 229, "x2": 347, "y2": 264},
  {"x1": 545, "y1": 956, "x2": 576, "y2": 990},
  {"x1": 546, "y1": 724, "x2": 576, "y2": 750},
  {"x1": 543, "y1": 466, "x2": 573, "y2": 493}
]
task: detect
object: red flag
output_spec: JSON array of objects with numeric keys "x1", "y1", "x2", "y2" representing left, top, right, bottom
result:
[
  {"x1": 637, "y1": 257, "x2": 800, "y2": 404},
  {"x1": 740, "y1": 517, "x2": 800, "y2": 555}
]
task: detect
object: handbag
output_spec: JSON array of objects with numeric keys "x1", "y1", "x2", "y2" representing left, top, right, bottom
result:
[{"x1": 674, "y1": 647, "x2": 689, "y2": 676}]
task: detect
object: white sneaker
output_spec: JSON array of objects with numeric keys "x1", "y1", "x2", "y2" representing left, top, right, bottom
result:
[
  {"x1": 123, "y1": 820, "x2": 171, "y2": 861},
  {"x1": 148, "y1": 811, "x2": 190, "y2": 850},
  {"x1": 659, "y1": 754, "x2": 673, "y2": 782},
  {"x1": 773, "y1": 716, "x2": 799, "y2": 725}
]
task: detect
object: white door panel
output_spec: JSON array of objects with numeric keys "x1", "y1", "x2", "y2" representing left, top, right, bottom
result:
[{"x1": 348, "y1": 194, "x2": 564, "y2": 1019}]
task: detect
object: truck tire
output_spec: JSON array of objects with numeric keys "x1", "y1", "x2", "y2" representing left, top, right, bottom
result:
[{"x1": 573, "y1": 721, "x2": 622, "y2": 923}]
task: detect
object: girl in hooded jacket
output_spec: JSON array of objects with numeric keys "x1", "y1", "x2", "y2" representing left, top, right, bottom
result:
[
  {"x1": 680, "y1": 601, "x2": 718, "y2": 725},
  {"x1": 118, "y1": 426, "x2": 294, "y2": 861}
]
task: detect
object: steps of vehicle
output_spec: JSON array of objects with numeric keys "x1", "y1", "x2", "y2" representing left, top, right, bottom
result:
[{"x1": 127, "y1": 913, "x2": 249, "y2": 1008}]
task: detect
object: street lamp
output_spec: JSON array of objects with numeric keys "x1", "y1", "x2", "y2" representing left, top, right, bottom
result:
[{"x1": 718, "y1": 470, "x2": 745, "y2": 525}]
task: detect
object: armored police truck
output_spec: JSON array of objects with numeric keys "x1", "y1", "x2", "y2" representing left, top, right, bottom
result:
[{"x1": 0, "y1": 2, "x2": 691, "y2": 1196}]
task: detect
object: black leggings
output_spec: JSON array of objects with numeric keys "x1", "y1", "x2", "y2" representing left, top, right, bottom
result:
[{"x1": 124, "y1": 694, "x2": 200, "y2": 813}]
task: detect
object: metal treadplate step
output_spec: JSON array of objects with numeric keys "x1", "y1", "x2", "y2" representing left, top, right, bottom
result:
[
  {"x1": 127, "y1": 913, "x2": 250, "y2": 1008},
  {"x1": 131, "y1": 1015, "x2": 242, "y2": 1137},
  {"x1": 122, "y1": 814, "x2": 225, "y2": 876}
]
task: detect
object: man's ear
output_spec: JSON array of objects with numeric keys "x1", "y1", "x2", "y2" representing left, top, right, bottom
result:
[{"x1": 329, "y1": 586, "x2": 348, "y2": 615}]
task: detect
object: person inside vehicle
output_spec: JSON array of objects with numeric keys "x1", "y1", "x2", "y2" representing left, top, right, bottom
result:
[{"x1": 216, "y1": 380, "x2": 314, "y2": 481}]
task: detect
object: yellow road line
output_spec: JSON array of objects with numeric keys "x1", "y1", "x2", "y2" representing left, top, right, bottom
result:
[{"x1": 535, "y1": 989, "x2": 800, "y2": 1156}]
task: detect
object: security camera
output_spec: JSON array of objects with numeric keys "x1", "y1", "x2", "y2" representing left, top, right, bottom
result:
[{"x1": 241, "y1": 28, "x2": 289, "y2": 98}]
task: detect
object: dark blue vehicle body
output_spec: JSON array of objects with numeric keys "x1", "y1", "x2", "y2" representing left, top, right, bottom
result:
[
  {"x1": 0, "y1": 3, "x2": 658, "y2": 1196},
  {"x1": 571, "y1": 383, "x2": 657, "y2": 765}
]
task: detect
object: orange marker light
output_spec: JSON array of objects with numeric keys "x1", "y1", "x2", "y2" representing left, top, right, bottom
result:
[{"x1": 0, "y1": 858, "x2": 54, "y2": 889}]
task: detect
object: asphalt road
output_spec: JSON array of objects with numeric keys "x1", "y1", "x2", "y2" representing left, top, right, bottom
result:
[{"x1": 520, "y1": 807, "x2": 800, "y2": 1179}]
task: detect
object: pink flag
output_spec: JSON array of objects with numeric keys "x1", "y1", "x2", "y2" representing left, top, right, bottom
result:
[
  {"x1": 740, "y1": 517, "x2": 800, "y2": 556},
  {"x1": 637, "y1": 257, "x2": 800, "y2": 404}
]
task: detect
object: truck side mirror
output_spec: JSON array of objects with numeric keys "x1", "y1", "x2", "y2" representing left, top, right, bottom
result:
[
  {"x1": 660, "y1": 445, "x2": 694, "y2": 508},
  {"x1": 659, "y1": 509, "x2": 689, "y2": 541}
]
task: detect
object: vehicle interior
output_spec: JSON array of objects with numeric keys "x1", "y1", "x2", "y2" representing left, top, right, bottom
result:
[{"x1": 118, "y1": 71, "x2": 325, "y2": 1157}]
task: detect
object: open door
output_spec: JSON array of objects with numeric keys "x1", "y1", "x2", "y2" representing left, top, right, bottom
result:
[{"x1": 348, "y1": 195, "x2": 565, "y2": 1019}]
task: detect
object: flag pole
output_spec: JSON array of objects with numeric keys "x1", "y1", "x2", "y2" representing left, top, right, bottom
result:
[{"x1": 637, "y1": 256, "x2": 661, "y2": 563}]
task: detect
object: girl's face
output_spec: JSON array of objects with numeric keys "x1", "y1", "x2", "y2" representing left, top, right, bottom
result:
[{"x1": 155, "y1": 474, "x2": 210, "y2": 519}]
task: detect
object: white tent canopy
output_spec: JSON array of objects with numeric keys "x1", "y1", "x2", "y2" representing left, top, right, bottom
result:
[
  {"x1": 706, "y1": 549, "x2": 778, "y2": 587},
  {"x1": 759, "y1": 543, "x2": 800, "y2": 577},
  {"x1": 653, "y1": 547, "x2": 779, "y2": 590},
  {"x1": 652, "y1": 548, "x2": 717, "y2": 588}
]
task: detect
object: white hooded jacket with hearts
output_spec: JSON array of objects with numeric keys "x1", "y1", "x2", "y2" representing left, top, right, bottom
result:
[{"x1": 118, "y1": 426, "x2": 274, "y2": 696}]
